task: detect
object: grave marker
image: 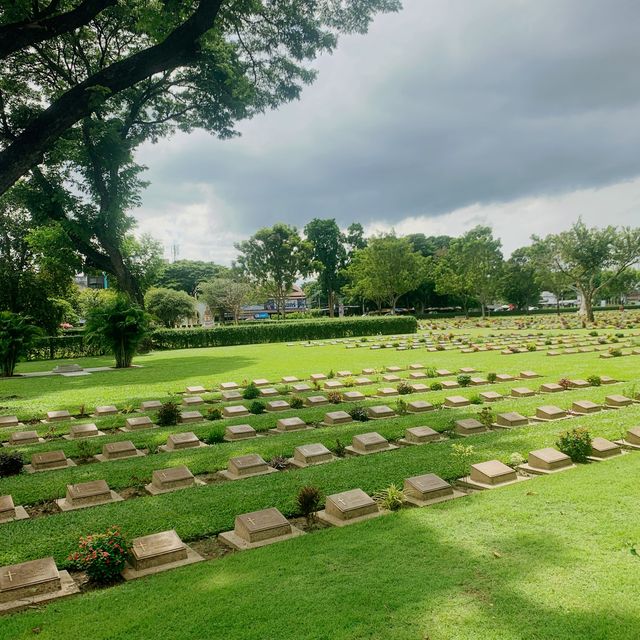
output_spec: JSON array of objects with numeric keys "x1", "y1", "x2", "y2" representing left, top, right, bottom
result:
[
  {"x1": 94, "y1": 405, "x2": 118, "y2": 417},
  {"x1": 145, "y1": 465, "x2": 204, "y2": 495},
  {"x1": 95, "y1": 440, "x2": 144, "y2": 462},
  {"x1": 404, "y1": 474, "x2": 464, "y2": 507},
  {"x1": 56, "y1": 480, "x2": 123, "y2": 511},
  {"x1": 455, "y1": 418, "x2": 488, "y2": 437},
  {"x1": 223, "y1": 424, "x2": 257, "y2": 442},
  {"x1": 518, "y1": 448, "x2": 575, "y2": 475},
  {"x1": 493, "y1": 412, "x2": 528, "y2": 429},
  {"x1": 367, "y1": 405, "x2": 395, "y2": 419},
  {"x1": 28, "y1": 450, "x2": 75, "y2": 472},
  {"x1": 444, "y1": 396, "x2": 470, "y2": 408},
  {"x1": 220, "y1": 508, "x2": 304, "y2": 550},
  {"x1": 0, "y1": 495, "x2": 29, "y2": 523},
  {"x1": 180, "y1": 410, "x2": 203, "y2": 424},
  {"x1": 346, "y1": 432, "x2": 398, "y2": 456},
  {"x1": 160, "y1": 432, "x2": 206, "y2": 452},
  {"x1": 323, "y1": 411, "x2": 353, "y2": 426},
  {"x1": 218, "y1": 454, "x2": 277, "y2": 480},
  {"x1": 398, "y1": 426, "x2": 443, "y2": 446},
  {"x1": 270, "y1": 416, "x2": 309, "y2": 434},
  {"x1": 289, "y1": 443, "x2": 335, "y2": 468},
  {"x1": 122, "y1": 416, "x2": 155, "y2": 432},
  {"x1": 8, "y1": 430, "x2": 43, "y2": 446},
  {"x1": 317, "y1": 489, "x2": 380, "y2": 527},
  {"x1": 223, "y1": 405, "x2": 250, "y2": 418},
  {"x1": 588, "y1": 437, "x2": 623, "y2": 460}
]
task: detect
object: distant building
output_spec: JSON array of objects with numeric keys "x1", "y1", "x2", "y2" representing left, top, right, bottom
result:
[
  {"x1": 264, "y1": 284, "x2": 307, "y2": 313},
  {"x1": 75, "y1": 273, "x2": 108, "y2": 289}
]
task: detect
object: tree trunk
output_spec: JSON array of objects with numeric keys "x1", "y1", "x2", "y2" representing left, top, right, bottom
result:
[
  {"x1": 328, "y1": 289, "x2": 335, "y2": 317},
  {"x1": 577, "y1": 290, "x2": 595, "y2": 323}
]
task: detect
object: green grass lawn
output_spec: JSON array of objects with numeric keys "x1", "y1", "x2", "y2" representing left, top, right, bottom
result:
[
  {"x1": 3, "y1": 450, "x2": 639, "y2": 640},
  {"x1": 1, "y1": 327, "x2": 640, "y2": 638}
]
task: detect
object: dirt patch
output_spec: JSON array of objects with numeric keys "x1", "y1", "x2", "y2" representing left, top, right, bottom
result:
[{"x1": 189, "y1": 536, "x2": 233, "y2": 561}]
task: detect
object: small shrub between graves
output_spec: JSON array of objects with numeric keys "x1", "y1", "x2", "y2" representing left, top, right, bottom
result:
[
  {"x1": 558, "y1": 378, "x2": 571, "y2": 391},
  {"x1": 609, "y1": 348, "x2": 623, "y2": 357},
  {"x1": 75, "y1": 440, "x2": 98, "y2": 461},
  {"x1": 243, "y1": 383, "x2": 260, "y2": 400},
  {"x1": 206, "y1": 407, "x2": 223, "y2": 421},
  {"x1": 451, "y1": 443, "x2": 475, "y2": 477},
  {"x1": 397, "y1": 381, "x2": 412, "y2": 395},
  {"x1": 333, "y1": 439, "x2": 347, "y2": 458},
  {"x1": 556, "y1": 427, "x2": 592, "y2": 463},
  {"x1": 157, "y1": 401, "x2": 181, "y2": 427},
  {"x1": 396, "y1": 399, "x2": 408, "y2": 415},
  {"x1": 269, "y1": 455, "x2": 288, "y2": 470},
  {"x1": 486, "y1": 372, "x2": 497, "y2": 384},
  {"x1": 509, "y1": 452, "x2": 525, "y2": 468},
  {"x1": 327, "y1": 391, "x2": 342, "y2": 404},
  {"x1": 0, "y1": 450, "x2": 24, "y2": 477},
  {"x1": 348, "y1": 405, "x2": 369, "y2": 422},
  {"x1": 290, "y1": 396, "x2": 304, "y2": 409},
  {"x1": 296, "y1": 486, "x2": 323, "y2": 526},
  {"x1": 250, "y1": 400, "x2": 266, "y2": 414},
  {"x1": 68, "y1": 526, "x2": 130, "y2": 585},
  {"x1": 430, "y1": 381, "x2": 443, "y2": 391},
  {"x1": 586, "y1": 375, "x2": 601, "y2": 387},
  {"x1": 375, "y1": 484, "x2": 405, "y2": 511},
  {"x1": 425, "y1": 367, "x2": 437, "y2": 378},
  {"x1": 204, "y1": 429, "x2": 224, "y2": 444},
  {"x1": 468, "y1": 393, "x2": 482, "y2": 405},
  {"x1": 477, "y1": 407, "x2": 494, "y2": 429},
  {"x1": 457, "y1": 374, "x2": 472, "y2": 387}
]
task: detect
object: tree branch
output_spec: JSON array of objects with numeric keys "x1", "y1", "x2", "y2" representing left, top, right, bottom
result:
[
  {"x1": 0, "y1": 0, "x2": 117, "y2": 60},
  {"x1": 0, "y1": 0, "x2": 225, "y2": 196}
]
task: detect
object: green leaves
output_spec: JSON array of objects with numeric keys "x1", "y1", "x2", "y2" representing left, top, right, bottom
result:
[{"x1": 0, "y1": 311, "x2": 42, "y2": 376}]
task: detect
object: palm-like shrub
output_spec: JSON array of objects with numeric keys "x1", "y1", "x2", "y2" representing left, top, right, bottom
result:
[
  {"x1": 0, "y1": 312, "x2": 41, "y2": 377},
  {"x1": 84, "y1": 297, "x2": 149, "y2": 368}
]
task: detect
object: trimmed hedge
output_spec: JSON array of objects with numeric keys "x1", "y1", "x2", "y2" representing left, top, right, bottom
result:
[
  {"x1": 25, "y1": 316, "x2": 417, "y2": 360},
  {"x1": 150, "y1": 316, "x2": 418, "y2": 350}
]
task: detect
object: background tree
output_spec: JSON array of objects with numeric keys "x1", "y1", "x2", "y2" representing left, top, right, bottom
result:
[
  {"x1": 528, "y1": 236, "x2": 574, "y2": 314},
  {"x1": 434, "y1": 226, "x2": 503, "y2": 317},
  {"x1": 0, "y1": 311, "x2": 42, "y2": 377},
  {"x1": 144, "y1": 288, "x2": 196, "y2": 328},
  {"x1": 347, "y1": 235, "x2": 425, "y2": 313},
  {"x1": 235, "y1": 224, "x2": 312, "y2": 319},
  {"x1": 198, "y1": 277, "x2": 254, "y2": 324},
  {"x1": 597, "y1": 268, "x2": 640, "y2": 304},
  {"x1": 304, "y1": 218, "x2": 347, "y2": 317},
  {"x1": 500, "y1": 247, "x2": 541, "y2": 311},
  {"x1": 84, "y1": 296, "x2": 149, "y2": 368},
  {"x1": 345, "y1": 222, "x2": 367, "y2": 253},
  {"x1": 154, "y1": 260, "x2": 227, "y2": 296},
  {"x1": 543, "y1": 221, "x2": 640, "y2": 322}
]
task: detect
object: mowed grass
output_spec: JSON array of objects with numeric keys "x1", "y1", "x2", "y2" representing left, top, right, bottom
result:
[{"x1": 3, "y1": 451, "x2": 640, "y2": 640}]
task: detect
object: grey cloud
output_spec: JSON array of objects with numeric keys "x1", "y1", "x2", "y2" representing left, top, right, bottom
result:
[{"x1": 136, "y1": 0, "x2": 640, "y2": 238}]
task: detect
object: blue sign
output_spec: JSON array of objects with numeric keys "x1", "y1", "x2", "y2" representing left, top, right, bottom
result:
[{"x1": 254, "y1": 312, "x2": 270, "y2": 319}]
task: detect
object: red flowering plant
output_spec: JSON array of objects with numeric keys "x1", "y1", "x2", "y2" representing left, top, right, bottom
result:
[{"x1": 68, "y1": 526, "x2": 130, "y2": 584}]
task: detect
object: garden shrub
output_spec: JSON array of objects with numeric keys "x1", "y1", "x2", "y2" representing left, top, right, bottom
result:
[
  {"x1": 430, "y1": 381, "x2": 443, "y2": 391},
  {"x1": 586, "y1": 375, "x2": 601, "y2": 386},
  {"x1": 157, "y1": 401, "x2": 181, "y2": 427},
  {"x1": 396, "y1": 381, "x2": 412, "y2": 395},
  {"x1": 333, "y1": 439, "x2": 347, "y2": 457},
  {"x1": 0, "y1": 312, "x2": 41, "y2": 376},
  {"x1": 250, "y1": 400, "x2": 266, "y2": 414},
  {"x1": 486, "y1": 372, "x2": 497, "y2": 384},
  {"x1": 374, "y1": 484, "x2": 404, "y2": 511},
  {"x1": 509, "y1": 452, "x2": 525, "y2": 468},
  {"x1": 457, "y1": 374, "x2": 472, "y2": 387},
  {"x1": 477, "y1": 407, "x2": 494, "y2": 429},
  {"x1": 296, "y1": 486, "x2": 323, "y2": 525},
  {"x1": 68, "y1": 527, "x2": 130, "y2": 584},
  {"x1": 204, "y1": 428, "x2": 225, "y2": 444},
  {"x1": 206, "y1": 407, "x2": 223, "y2": 421},
  {"x1": 558, "y1": 378, "x2": 571, "y2": 390},
  {"x1": 243, "y1": 382, "x2": 260, "y2": 400},
  {"x1": 268, "y1": 455, "x2": 288, "y2": 470},
  {"x1": 327, "y1": 391, "x2": 342, "y2": 404},
  {"x1": 556, "y1": 427, "x2": 592, "y2": 463},
  {"x1": 0, "y1": 450, "x2": 24, "y2": 477},
  {"x1": 395, "y1": 398, "x2": 408, "y2": 415},
  {"x1": 348, "y1": 405, "x2": 369, "y2": 422},
  {"x1": 290, "y1": 396, "x2": 304, "y2": 409}
]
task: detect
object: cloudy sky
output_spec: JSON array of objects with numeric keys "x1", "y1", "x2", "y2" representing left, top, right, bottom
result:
[{"x1": 135, "y1": 0, "x2": 640, "y2": 263}]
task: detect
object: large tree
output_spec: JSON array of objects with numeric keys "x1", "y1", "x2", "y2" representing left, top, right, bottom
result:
[
  {"x1": 304, "y1": 218, "x2": 347, "y2": 317},
  {"x1": 434, "y1": 226, "x2": 503, "y2": 317},
  {"x1": 0, "y1": 0, "x2": 401, "y2": 196},
  {"x1": 155, "y1": 260, "x2": 227, "y2": 296},
  {"x1": 347, "y1": 235, "x2": 425, "y2": 313},
  {"x1": 198, "y1": 277, "x2": 254, "y2": 324},
  {"x1": 235, "y1": 224, "x2": 312, "y2": 318},
  {"x1": 541, "y1": 221, "x2": 640, "y2": 322},
  {"x1": 144, "y1": 287, "x2": 196, "y2": 328},
  {"x1": 500, "y1": 247, "x2": 541, "y2": 312}
]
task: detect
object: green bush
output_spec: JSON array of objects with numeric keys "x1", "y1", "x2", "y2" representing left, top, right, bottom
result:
[
  {"x1": 374, "y1": 484, "x2": 405, "y2": 511},
  {"x1": 157, "y1": 401, "x2": 181, "y2": 427},
  {"x1": 587, "y1": 375, "x2": 601, "y2": 387},
  {"x1": 556, "y1": 427, "x2": 592, "y2": 463},
  {"x1": 457, "y1": 374, "x2": 472, "y2": 387},
  {"x1": 486, "y1": 372, "x2": 497, "y2": 383},
  {"x1": 290, "y1": 396, "x2": 304, "y2": 409},
  {"x1": 0, "y1": 450, "x2": 24, "y2": 477},
  {"x1": 0, "y1": 312, "x2": 42, "y2": 376},
  {"x1": 430, "y1": 381, "x2": 443, "y2": 391},
  {"x1": 68, "y1": 526, "x2": 130, "y2": 584},
  {"x1": 397, "y1": 381, "x2": 412, "y2": 395},
  {"x1": 296, "y1": 485, "x2": 323, "y2": 525},
  {"x1": 206, "y1": 407, "x2": 223, "y2": 421},
  {"x1": 348, "y1": 405, "x2": 370, "y2": 422},
  {"x1": 250, "y1": 400, "x2": 266, "y2": 414},
  {"x1": 243, "y1": 382, "x2": 260, "y2": 399}
]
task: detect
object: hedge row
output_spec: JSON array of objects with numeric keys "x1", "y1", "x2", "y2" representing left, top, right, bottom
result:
[
  {"x1": 150, "y1": 316, "x2": 418, "y2": 350},
  {"x1": 26, "y1": 316, "x2": 417, "y2": 360}
]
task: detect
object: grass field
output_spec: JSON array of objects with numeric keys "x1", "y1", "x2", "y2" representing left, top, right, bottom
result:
[{"x1": 1, "y1": 324, "x2": 640, "y2": 638}]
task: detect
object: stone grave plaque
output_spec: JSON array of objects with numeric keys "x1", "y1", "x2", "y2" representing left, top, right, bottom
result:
[
  {"x1": 361, "y1": 368, "x2": 376, "y2": 376},
  {"x1": 441, "y1": 380, "x2": 460, "y2": 390},
  {"x1": 140, "y1": 400, "x2": 162, "y2": 411},
  {"x1": 9, "y1": 430, "x2": 41, "y2": 445},
  {"x1": 53, "y1": 364, "x2": 83, "y2": 374},
  {"x1": 94, "y1": 405, "x2": 118, "y2": 417},
  {"x1": 274, "y1": 417, "x2": 307, "y2": 433},
  {"x1": 324, "y1": 380, "x2": 344, "y2": 390},
  {"x1": 164, "y1": 432, "x2": 202, "y2": 451},
  {"x1": 402, "y1": 426, "x2": 440, "y2": 444},
  {"x1": 185, "y1": 385, "x2": 206, "y2": 395},
  {"x1": 252, "y1": 378, "x2": 270, "y2": 387},
  {"x1": 354, "y1": 377, "x2": 372, "y2": 386},
  {"x1": 571, "y1": 400, "x2": 601, "y2": 414},
  {"x1": 409, "y1": 364, "x2": 425, "y2": 370},
  {"x1": 535, "y1": 405, "x2": 566, "y2": 420},
  {"x1": 310, "y1": 373, "x2": 327, "y2": 382},
  {"x1": 234, "y1": 508, "x2": 292, "y2": 544},
  {"x1": 0, "y1": 495, "x2": 16, "y2": 521},
  {"x1": 221, "y1": 454, "x2": 275, "y2": 480},
  {"x1": 459, "y1": 367, "x2": 476, "y2": 374},
  {"x1": 409, "y1": 371, "x2": 427, "y2": 379},
  {"x1": 148, "y1": 466, "x2": 198, "y2": 493},
  {"x1": 436, "y1": 369, "x2": 452, "y2": 377},
  {"x1": 180, "y1": 410, "x2": 203, "y2": 424},
  {"x1": 222, "y1": 390, "x2": 242, "y2": 401},
  {"x1": 291, "y1": 382, "x2": 312, "y2": 392},
  {"x1": 540, "y1": 383, "x2": 563, "y2": 393},
  {"x1": 511, "y1": 387, "x2": 535, "y2": 398},
  {"x1": 527, "y1": 448, "x2": 573, "y2": 472},
  {"x1": 305, "y1": 395, "x2": 329, "y2": 407},
  {"x1": 625, "y1": 427, "x2": 640, "y2": 445},
  {"x1": 259, "y1": 387, "x2": 279, "y2": 397},
  {"x1": 265, "y1": 400, "x2": 290, "y2": 412},
  {"x1": 182, "y1": 396, "x2": 204, "y2": 407},
  {"x1": 324, "y1": 411, "x2": 352, "y2": 425},
  {"x1": 343, "y1": 390, "x2": 365, "y2": 401},
  {"x1": 68, "y1": 423, "x2": 102, "y2": 439},
  {"x1": 455, "y1": 419, "x2": 487, "y2": 436},
  {"x1": 223, "y1": 405, "x2": 250, "y2": 418},
  {"x1": 348, "y1": 432, "x2": 395, "y2": 455},
  {"x1": 98, "y1": 440, "x2": 140, "y2": 461},
  {"x1": 124, "y1": 416, "x2": 154, "y2": 431},
  {"x1": 470, "y1": 377, "x2": 487, "y2": 386},
  {"x1": 410, "y1": 383, "x2": 429, "y2": 393},
  {"x1": 281, "y1": 376, "x2": 299, "y2": 384},
  {"x1": 224, "y1": 424, "x2": 256, "y2": 441},
  {"x1": 599, "y1": 376, "x2": 617, "y2": 385},
  {"x1": 0, "y1": 557, "x2": 60, "y2": 604},
  {"x1": 589, "y1": 437, "x2": 622, "y2": 460},
  {"x1": 322, "y1": 489, "x2": 378, "y2": 523},
  {"x1": 377, "y1": 387, "x2": 399, "y2": 397},
  {"x1": 568, "y1": 379, "x2": 590, "y2": 389},
  {"x1": 605, "y1": 394, "x2": 633, "y2": 407},
  {"x1": 520, "y1": 371, "x2": 539, "y2": 379},
  {"x1": 31, "y1": 450, "x2": 70, "y2": 471},
  {"x1": 46, "y1": 410, "x2": 71, "y2": 422},
  {"x1": 470, "y1": 460, "x2": 517, "y2": 486},
  {"x1": 495, "y1": 374, "x2": 515, "y2": 382},
  {"x1": 367, "y1": 405, "x2": 395, "y2": 419},
  {"x1": 63, "y1": 480, "x2": 112, "y2": 508},
  {"x1": 407, "y1": 400, "x2": 434, "y2": 413},
  {"x1": 444, "y1": 396, "x2": 470, "y2": 408},
  {"x1": 291, "y1": 443, "x2": 334, "y2": 467},
  {"x1": 404, "y1": 474, "x2": 454, "y2": 504},
  {"x1": 129, "y1": 530, "x2": 187, "y2": 571},
  {"x1": 495, "y1": 412, "x2": 528, "y2": 428},
  {"x1": 386, "y1": 366, "x2": 402, "y2": 373},
  {"x1": 220, "y1": 382, "x2": 239, "y2": 391},
  {"x1": 480, "y1": 391, "x2": 502, "y2": 403},
  {"x1": 0, "y1": 416, "x2": 19, "y2": 428}
]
